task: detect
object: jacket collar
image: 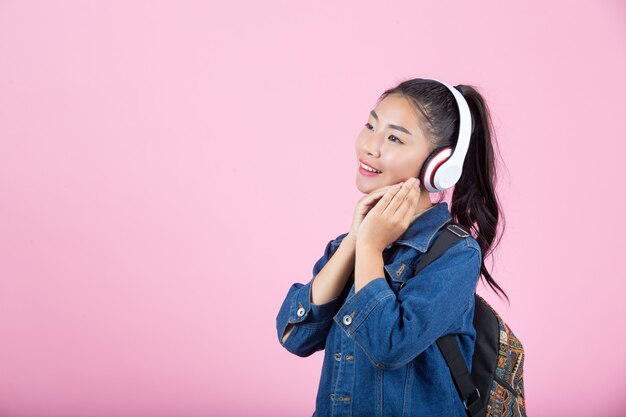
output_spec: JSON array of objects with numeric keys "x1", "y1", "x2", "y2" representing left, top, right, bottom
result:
[
  {"x1": 392, "y1": 201, "x2": 452, "y2": 253},
  {"x1": 331, "y1": 202, "x2": 452, "y2": 253}
]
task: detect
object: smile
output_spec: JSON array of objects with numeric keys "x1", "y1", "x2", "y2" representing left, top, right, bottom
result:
[{"x1": 360, "y1": 162, "x2": 382, "y2": 173}]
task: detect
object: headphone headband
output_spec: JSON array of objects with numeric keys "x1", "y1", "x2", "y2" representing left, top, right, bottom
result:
[{"x1": 419, "y1": 78, "x2": 473, "y2": 192}]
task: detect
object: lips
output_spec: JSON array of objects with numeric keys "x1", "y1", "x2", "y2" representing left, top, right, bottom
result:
[{"x1": 359, "y1": 159, "x2": 382, "y2": 173}]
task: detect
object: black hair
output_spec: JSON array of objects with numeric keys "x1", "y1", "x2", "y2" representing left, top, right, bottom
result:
[{"x1": 377, "y1": 78, "x2": 509, "y2": 304}]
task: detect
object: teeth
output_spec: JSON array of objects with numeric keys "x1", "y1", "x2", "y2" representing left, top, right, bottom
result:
[{"x1": 361, "y1": 162, "x2": 382, "y2": 173}]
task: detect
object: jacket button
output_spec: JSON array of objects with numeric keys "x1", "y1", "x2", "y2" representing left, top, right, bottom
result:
[
  {"x1": 296, "y1": 307, "x2": 306, "y2": 317},
  {"x1": 334, "y1": 353, "x2": 342, "y2": 361},
  {"x1": 342, "y1": 315, "x2": 352, "y2": 325}
]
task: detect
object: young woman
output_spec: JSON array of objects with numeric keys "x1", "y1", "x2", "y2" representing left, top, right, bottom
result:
[{"x1": 276, "y1": 77, "x2": 508, "y2": 417}]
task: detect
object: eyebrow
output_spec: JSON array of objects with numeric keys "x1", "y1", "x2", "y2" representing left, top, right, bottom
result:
[{"x1": 370, "y1": 110, "x2": 412, "y2": 136}]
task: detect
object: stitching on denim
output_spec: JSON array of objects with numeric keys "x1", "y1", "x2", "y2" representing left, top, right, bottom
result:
[
  {"x1": 330, "y1": 330, "x2": 341, "y2": 412},
  {"x1": 393, "y1": 345, "x2": 422, "y2": 369},
  {"x1": 336, "y1": 280, "x2": 390, "y2": 335},
  {"x1": 373, "y1": 365, "x2": 383, "y2": 417},
  {"x1": 391, "y1": 294, "x2": 474, "y2": 367},
  {"x1": 379, "y1": 367, "x2": 384, "y2": 417},
  {"x1": 306, "y1": 281, "x2": 313, "y2": 309},
  {"x1": 464, "y1": 236, "x2": 481, "y2": 253},
  {"x1": 292, "y1": 284, "x2": 312, "y2": 323},
  {"x1": 347, "y1": 292, "x2": 396, "y2": 368},
  {"x1": 351, "y1": 332, "x2": 382, "y2": 368},
  {"x1": 395, "y1": 216, "x2": 452, "y2": 252},
  {"x1": 401, "y1": 361, "x2": 413, "y2": 417},
  {"x1": 348, "y1": 291, "x2": 395, "y2": 336},
  {"x1": 289, "y1": 288, "x2": 297, "y2": 323}
]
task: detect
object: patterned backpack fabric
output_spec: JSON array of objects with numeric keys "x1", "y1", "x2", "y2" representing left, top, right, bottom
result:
[
  {"x1": 477, "y1": 294, "x2": 526, "y2": 416},
  {"x1": 414, "y1": 221, "x2": 527, "y2": 417}
]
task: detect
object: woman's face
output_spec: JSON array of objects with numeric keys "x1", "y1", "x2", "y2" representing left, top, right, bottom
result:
[{"x1": 355, "y1": 93, "x2": 433, "y2": 195}]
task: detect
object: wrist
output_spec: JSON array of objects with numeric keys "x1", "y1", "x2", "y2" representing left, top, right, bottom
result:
[
  {"x1": 356, "y1": 240, "x2": 384, "y2": 254},
  {"x1": 343, "y1": 232, "x2": 358, "y2": 247}
]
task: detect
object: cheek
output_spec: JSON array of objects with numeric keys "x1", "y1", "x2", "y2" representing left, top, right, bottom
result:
[{"x1": 382, "y1": 153, "x2": 421, "y2": 179}]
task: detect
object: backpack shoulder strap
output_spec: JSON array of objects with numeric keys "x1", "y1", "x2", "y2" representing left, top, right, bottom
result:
[
  {"x1": 413, "y1": 221, "x2": 470, "y2": 275},
  {"x1": 413, "y1": 221, "x2": 482, "y2": 416},
  {"x1": 437, "y1": 334, "x2": 482, "y2": 416}
]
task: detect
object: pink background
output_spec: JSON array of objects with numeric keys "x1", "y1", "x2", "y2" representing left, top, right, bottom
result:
[{"x1": 1, "y1": 1, "x2": 625, "y2": 416}]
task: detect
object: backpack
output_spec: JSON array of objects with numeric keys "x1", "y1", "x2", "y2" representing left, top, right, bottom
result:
[{"x1": 413, "y1": 221, "x2": 527, "y2": 417}]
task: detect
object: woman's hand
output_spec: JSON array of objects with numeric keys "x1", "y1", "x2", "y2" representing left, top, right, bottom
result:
[
  {"x1": 347, "y1": 184, "x2": 398, "y2": 241},
  {"x1": 356, "y1": 177, "x2": 422, "y2": 252}
]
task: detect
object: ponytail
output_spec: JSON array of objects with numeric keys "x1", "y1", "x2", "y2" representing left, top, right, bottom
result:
[
  {"x1": 379, "y1": 79, "x2": 509, "y2": 304},
  {"x1": 452, "y1": 85, "x2": 509, "y2": 304}
]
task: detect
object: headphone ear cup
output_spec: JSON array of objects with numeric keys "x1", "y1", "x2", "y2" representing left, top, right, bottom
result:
[
  {"x1": 418, "y1": 151, "x2": 437, "y2": 184},
  {"x1": 419, "y1": 146, "x2": 452, "y2": 191}
]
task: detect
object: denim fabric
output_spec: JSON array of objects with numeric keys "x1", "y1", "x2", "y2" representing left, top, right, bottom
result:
[{"x1": 276, "y1": 202, "x2": 482, "y2": 417}]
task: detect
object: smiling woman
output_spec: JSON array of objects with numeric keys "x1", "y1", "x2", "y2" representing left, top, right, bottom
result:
[
  {"x1": 355, "y1": 93, "x2": 437, "y2": 217},
  {"x1": 276, "y1": 77, "x2": 517, "y2": 417}
]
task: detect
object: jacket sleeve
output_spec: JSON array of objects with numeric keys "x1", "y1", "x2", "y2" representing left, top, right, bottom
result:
[
  {"x1": 276, "y1": 232, "x2": 350, "y2": 357},
  {"x1": 333, "y1": 236, "x2": 481, "y2": 370}
]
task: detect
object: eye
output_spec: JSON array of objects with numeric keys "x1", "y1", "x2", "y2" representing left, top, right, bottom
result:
[{"x1": 364, "y1": 122, "x2": 404, "y2": 144}]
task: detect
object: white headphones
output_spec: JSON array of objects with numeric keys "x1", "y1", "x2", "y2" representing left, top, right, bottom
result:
[{"x1": 417, "y1": 78, "x2": 474, "y2": 193}]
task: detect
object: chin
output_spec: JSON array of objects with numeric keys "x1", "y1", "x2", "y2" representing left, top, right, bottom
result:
[
  {"x1": 356, "y1": 175, "x2": 385, "y2": 194},
  {"x1": 355, "y1": 176, "x2": 369, "y2": 194}
]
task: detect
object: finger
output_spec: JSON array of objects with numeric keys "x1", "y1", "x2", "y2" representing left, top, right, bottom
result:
[
  {"x1": 408, "y1": 180, "x2": 422, "y2": 215},
  {"x1": 400, "y1": 182, "x2": 420, "y2": 221},
  {"x1": 382, "y1": 179, "x2": 417, "y2": 216},
  {"x1": 395, "y1": 178, "x2": 420, "y2": 217},
  {"x1": 361, "y1": 186, "x2": 392, "y2": 206},
  {"x1": 361, "y1": 194, "x2": 385, "y2": 211},
  {"x1": 369, "y1": 184, "x2": 396, "y2": 196},
  {"x1": 409, "y1": 179, "x2": 421, "y2": 202},
  {"x1": 408, "y1": 179, "x2": 422, "y2": 211},
  {"x1": 394, "y1": 184, "x2": 417, "y2": 224},
  {"x1": 371, "y1": 182, "x2": 403, "y2": 213}
]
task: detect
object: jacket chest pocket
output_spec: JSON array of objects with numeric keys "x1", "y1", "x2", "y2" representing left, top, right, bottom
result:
[{"x1": 383, "y1": 259, "x2": 416, "y2": 294}]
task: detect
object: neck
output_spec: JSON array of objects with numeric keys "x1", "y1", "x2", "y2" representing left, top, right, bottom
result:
[{"x1": 412, "y1": 197, "x2": 435, "y2": 218}]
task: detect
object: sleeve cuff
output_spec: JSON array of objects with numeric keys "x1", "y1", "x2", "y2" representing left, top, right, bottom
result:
[
  {"x1": 333, "y1": 277, "x2": 395, "y2": 336},
  {"x1": 289, "y1": 280, "x2": 344, "y2": 325}
]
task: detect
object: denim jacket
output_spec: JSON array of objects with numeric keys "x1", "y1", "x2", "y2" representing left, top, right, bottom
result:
[{"x1": 276, "y1": 202, "x2": 482, "y2": 417}]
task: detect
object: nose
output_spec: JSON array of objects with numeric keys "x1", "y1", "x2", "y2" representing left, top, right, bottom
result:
[{"x1": 361, "y1": 131, "x2": 382, "y2": 157}]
